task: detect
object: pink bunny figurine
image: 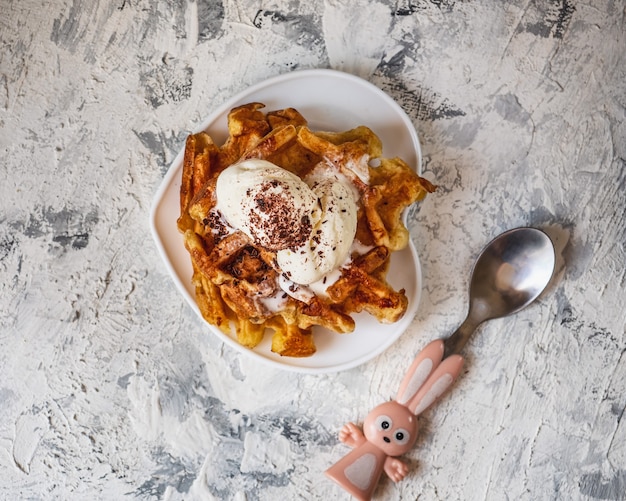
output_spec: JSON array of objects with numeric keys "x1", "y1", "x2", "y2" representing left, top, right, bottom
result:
[{"x1": 325, "y1": 340, "x2": 464, "y2": 501}]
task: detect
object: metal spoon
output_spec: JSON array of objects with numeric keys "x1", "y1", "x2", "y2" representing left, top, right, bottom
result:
[
  {"x1": 443, "y1": 227, "x2": 556, "y2": 358},
  {"x1": 323, "y1": 227, "x2": 556, "y2": 498}
]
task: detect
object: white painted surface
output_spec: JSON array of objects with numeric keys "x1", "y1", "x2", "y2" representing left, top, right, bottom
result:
[{"x1": 1, "y1": 0, "x2": 625, "y2": 499}]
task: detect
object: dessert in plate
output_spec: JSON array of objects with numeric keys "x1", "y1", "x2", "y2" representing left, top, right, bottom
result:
[{"x1": 177, "y1": 103, "x2": 435, "y2": 357}]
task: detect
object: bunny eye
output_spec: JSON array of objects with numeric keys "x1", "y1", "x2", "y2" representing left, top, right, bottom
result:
[
  {"x1": 374, "y1": 415, "x2": 393, "y2": 431},
  {"x1": 393, "y1": 428, "x2": 411, "y2": 446}
]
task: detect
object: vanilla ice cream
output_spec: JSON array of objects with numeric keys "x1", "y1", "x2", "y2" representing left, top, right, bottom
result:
[{"x1": 215, "y1": 159, "x2": 358, "y2": 285}]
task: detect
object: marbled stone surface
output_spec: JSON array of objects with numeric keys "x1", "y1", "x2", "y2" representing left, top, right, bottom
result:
[{"x1": 1, "y1": 0, "x2": 625, "y2": 499}]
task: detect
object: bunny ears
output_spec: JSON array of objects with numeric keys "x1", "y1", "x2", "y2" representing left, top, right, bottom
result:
[{"x1": 396, "y1": 340, "x2": 464, "y2": 416}]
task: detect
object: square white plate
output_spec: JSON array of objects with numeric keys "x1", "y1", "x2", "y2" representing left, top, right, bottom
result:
[{"x1": 150, "y1": 68, "x2": 423, "y2": 373}]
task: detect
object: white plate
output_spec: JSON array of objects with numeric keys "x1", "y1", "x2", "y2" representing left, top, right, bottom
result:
[{"x1": 150, "y1": 68, "x2": 423, "y2": 374}]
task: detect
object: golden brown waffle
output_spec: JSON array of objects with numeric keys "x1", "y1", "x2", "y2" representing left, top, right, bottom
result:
[{"x1": 178, "y1": 103, "x2": 435, "y2": 357}]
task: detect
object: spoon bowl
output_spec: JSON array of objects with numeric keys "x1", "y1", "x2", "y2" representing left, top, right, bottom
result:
[{"x1": 444, "y1": 227, "x2": 555, "y2": 357}]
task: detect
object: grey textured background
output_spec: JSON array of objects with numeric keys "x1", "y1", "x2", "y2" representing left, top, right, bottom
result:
[{"x1": 1, "y1": 0, "x2": 625, "y2": 499}]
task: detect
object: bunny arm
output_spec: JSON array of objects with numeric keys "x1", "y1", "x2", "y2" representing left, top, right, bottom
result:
[
  {"x1": 339, "y1": 422, "x2": 367, "y2": 448},
  {"x1": 384, "y1": 456, "x2": 409, "y2": 482}
]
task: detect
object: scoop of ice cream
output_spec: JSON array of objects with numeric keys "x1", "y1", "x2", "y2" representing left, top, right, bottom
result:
[
  {"x1": 276, "y1": 176, "x2": 356, "y2": 284},
  {"x1": 216, "y1": 159, "x2": 357, "y2": 285},
  {"x1": 216, "y1": 159, "x2": 318, "y2": 251}
]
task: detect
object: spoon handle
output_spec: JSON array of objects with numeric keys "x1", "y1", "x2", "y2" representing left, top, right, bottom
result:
[{"x1": 443, "y1": 316, "x2": 481, "y2": 358}]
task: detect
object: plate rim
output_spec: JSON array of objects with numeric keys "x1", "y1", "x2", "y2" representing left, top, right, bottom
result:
[{"x1": 149, "y1": 68, "x2": 424, "y2": 374}]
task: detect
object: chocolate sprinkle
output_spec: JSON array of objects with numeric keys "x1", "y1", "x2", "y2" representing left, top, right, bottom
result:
[{"x1": 246, "y1": 179, "x2": 312, "y2": 251}]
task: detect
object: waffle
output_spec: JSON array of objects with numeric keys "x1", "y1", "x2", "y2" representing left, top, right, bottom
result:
[{"x1": 178, "y1": 103, "x2": 435, "y2": 357}]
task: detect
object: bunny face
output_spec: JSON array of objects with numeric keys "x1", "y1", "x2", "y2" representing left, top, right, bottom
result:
[{"x1": 363, "y1": 401, "x2": 418, "y2": 457}]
